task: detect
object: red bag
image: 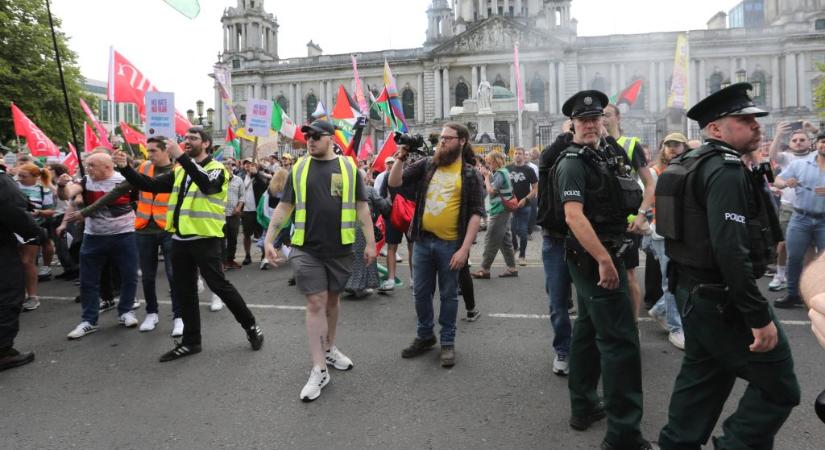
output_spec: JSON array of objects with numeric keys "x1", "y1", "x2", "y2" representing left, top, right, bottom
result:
[
  {"x1": 499, "y1": 194, "x2": 520, "y2": 212},
  {"x1": 390, "y1": 194, "x2": 416, "y2": 233}
]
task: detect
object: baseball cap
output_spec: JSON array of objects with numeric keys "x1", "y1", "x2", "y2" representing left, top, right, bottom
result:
[{"x1": 300, "y1": 120, "x2": 335, "y2": 136}]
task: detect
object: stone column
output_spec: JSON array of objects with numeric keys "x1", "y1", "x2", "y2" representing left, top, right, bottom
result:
[
  {"x1": 698, "y1": 59, "x2": 707, "y2": 101},
  {"x1": 434, "y1": 67, "x2": 442, "y2": 119},
  {"x1": 729, "y1": 57, "x2": 736, "y2": 83},
  {"x1": 503, "y1": 0, "x2": 509, "y2": 15},
  {"x1": 619, "y1": 63, "x2": 626, "y2": 91},
  {"x1": 443, "y1": 66, "x2": 451, "y2": 117},
  {"x1": 648, "y1": 62, "x2": 657, "y2": 113},
  {"x1": 688, "y1": 60, "x2": 697, "y2": 108},
  {"x1": 214, "y1": 82, "x2": 223, "y2": 130},
  {"x1": 478, "y1": 0, "x2": 485, "y2": 18},
  {"x1": 516, "y1": 0, "x2": 523, "y2": 16},
  {"x1": 658, "y1": 61, "x2": 667, "y2": 111},
  {"x1": 558, "y1": 61, "x2": 567, "y2": 104},
  {"x1": 296, "y1": 82, "x2": 303, "y2": 122},
  {"x1": 581, "y1": 65, "x2": 588, "y2": 91},
  {"x1": 510, "y1": 64, "x2": 516, "y2": 91},
  {"x1": 417, "y1": 73, "x2": 424, "y2": 122},
  {"x1": 289, "y1": 83, "x2": 296, "y2": 118},
  {"x1": 471, "y1": 65, "x2": 478, "y2": 98},
  {"x1": 784, "y1": 53, "x2": 797, "y2": 108},
  {"x1": 247, "y1": 84, "x2": 255, "y2": 101},
  {"x1": 610, "y1": 63, "x2": 618, "y2": 95},
  {"x1": 771, "y1": 56, "x2": 781, "y2": 110},
  {"x1": 481, "y1": 64, "x2": 488, "y2": 83},
  {"x1": 548, "y1": 61, "x2": 557, "y2": 114},
  {"x1": 318, "y1": 81, "x2": 325, "y2": 111},
  {"x1": 797, "y1": 52, "x2": 807, "y2": 108}
]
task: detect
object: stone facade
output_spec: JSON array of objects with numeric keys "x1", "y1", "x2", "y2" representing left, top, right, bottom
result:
[{"x1": 215, "y1": 0, "x2": 825, "y2": 150}]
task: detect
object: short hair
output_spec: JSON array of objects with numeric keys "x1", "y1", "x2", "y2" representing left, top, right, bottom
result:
[
  {"x1": 187, "y1": 127, "x2": 212, "y2": 146},
  {"x1": 485, "y1": 150, "x2": 506, "y2": 168},
  {"x1": 146, "y1": 136, "x2": 167, "y2": 149},
  {"x1": 605, "y1": 104, "x2": 620, "y2": 117}
]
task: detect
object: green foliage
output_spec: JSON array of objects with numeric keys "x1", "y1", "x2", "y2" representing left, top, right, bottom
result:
[
  {"x1": 0, "y1": 1, "x2": 94, "y2": 148},
  {"x1": 815, "y1": 63, "x2": 825, "y2": 118}
]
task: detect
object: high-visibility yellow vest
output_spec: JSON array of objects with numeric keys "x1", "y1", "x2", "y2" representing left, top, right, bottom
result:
[
  {"x1": 290, "y1": 155, "x2": 357, "y2": 246},
  {"x1": 618, "y1": 136, "x2": 642, "y2": 223},
  {"x1": 135, "y1": 161, "x2": 170, "y2": 230},
  {"x1": 165, "y1": 159, "x2": 228, "y2": 238}
]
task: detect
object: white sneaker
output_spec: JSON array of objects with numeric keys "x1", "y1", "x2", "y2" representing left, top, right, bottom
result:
[
  {"x1": 668, "y1": 330, "x2": 685, "y2": 350},
  {"x1": 38, "y1": 265, "x2": 52, "y2": 277},
  {"x1": 131, "y1": 299, "x2": 141, "y2": 310},
  {"x1": 119, "y1": 311, "x2": 138, "y2": 328},
  {"x1": 139, "y1": 313, "x2": 159, "y2": 332},
  {"x1": 259, "y1": 259, "x2": 269, "y2": 270},
  {"x1": 210, "y1": 293, "x2": 224, "y2": 312},
  {"x1": 325, "y1": 346, "x2": 354, "y2": 371},
  {"x1": 300, "y1": 367, "x2": 330, "y2": 402},
  {"x1": 22, "y1": 296, "x2": 40, "y2": 311},
  {"x1": 197, "y1": 277, "x2": 205, "y2": 294},
  {"x1": 137, "y1": 269, "x2": 143, "y2": 277},
  {"x1": 378, "y1": 279, "x2": 395, "y2": 293},
  {"x1": 67, "y1": 321, "x2": 99, "y2": 340},
  {"x1": 379, "y1": 247, "x2": 388, "y2": 257},
  {"x1": 768, "y1": 274, "x2": 786, "y2": 292},
  {"x1": 647, "y1": 307, "x2": 668, "y2": 332},
  {"x1": 552, "y1": 354, "x2": 569, "y2": 376},
  {"x1": 395, "y1": 253, "x2": 403, "y2": 262},
  {"x1": 171, "y1": 318, "x2": 184, "y2": 337}
]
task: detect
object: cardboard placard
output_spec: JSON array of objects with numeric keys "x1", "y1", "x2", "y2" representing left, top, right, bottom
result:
[
  {"x1": 246, "y1": 99, "x2": 273, "y2": 138},
  {"x1": 145, "y1": 92, "x2": 176, "y2": 138}
]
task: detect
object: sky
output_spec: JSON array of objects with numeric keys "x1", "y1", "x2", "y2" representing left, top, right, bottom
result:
[{"x1": 52, "y1": 0, "x2": 744, "y2": 113}]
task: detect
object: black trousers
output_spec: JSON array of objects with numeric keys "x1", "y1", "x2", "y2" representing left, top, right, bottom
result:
[
  {"x1": 171, "y1": 238, "x2": 256, "y2": 346},
  {"x1": 458, "y1": 264, "x2": 475, "y2": 311},
  {"x1": 222, "y1": 215, "x2": 241, "y2": 261},
  {"x1": 0, "y1": 246, "x2": 25, "y2": 350},
  {"x1": 643, "y1": 247, "x2": 662, "y2": 310}
]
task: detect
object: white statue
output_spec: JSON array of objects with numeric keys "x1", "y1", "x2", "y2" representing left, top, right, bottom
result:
[{"x1": 478, "y1": 81, "x2": 492, "y2": 112}]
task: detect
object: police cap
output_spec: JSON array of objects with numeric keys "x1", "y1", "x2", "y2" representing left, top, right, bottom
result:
[
  {"x1": 562, "y1": 90, "x2": 609, "y2": 119},
  {"x1": 687, "y1": 82, "x2": 768, "y2": 129}
]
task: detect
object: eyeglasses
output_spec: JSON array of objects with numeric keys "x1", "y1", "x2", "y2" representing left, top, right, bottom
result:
[
  {"x1": 440, "y1": 135, "x2": 459, "y2": 142},
  {"x1": 184, "y1": 135, "x2": 201, "y2": 142},
  {"x1": 306, "y1": 133, "x2": 326, "y2": 141},
  {"x1": 790, "y1": 139, "x2": 808, "y2": 143}
]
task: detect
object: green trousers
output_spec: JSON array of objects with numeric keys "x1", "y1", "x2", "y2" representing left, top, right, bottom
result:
[
  {"x1": 567, "y1": 257, "x2": 644, "y2": 448},
  {"x1": 658, "y1": 284, "x2": 800, "y2": 450}
]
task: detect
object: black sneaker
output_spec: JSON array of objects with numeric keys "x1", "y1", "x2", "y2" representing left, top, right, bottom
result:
[
  {"x1": 246, "y1": 324, "x2": 264, "y2": 350},
  {"x1": 569, "y1": 402, "x2": 606, "y2": 431},
  {"x1": 601, "y1": 439, "x2": 658, "y2": 450},
  {"x1": 159, "y1": 343, "x2": 202, "y2": 362},
  {"x1": 242, "y1": 255, "x2": 252, "y2": 265},
  {"x1": 463, "y1": 310, "x2": 481, "y2": 322},
  {"x1": 0, "y1": 348, "x2": 35, "y2": 372},
  {"x1": 401, "y1": 336, "x2": 437, "y2": 358},
  {"x1": 99, "y1": 298, "x2": 116, "y2": 312},
  {"x1": 773, "y1": 295, "x2": 803, "y2": 309}
]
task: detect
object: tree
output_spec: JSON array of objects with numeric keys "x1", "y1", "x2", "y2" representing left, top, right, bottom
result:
[
  {"x1": 815, "y1": 63, "x2": 825, "y2": 119},
  {"x1": 0, "y1": 1, "x2": 93, "y2": 148}
]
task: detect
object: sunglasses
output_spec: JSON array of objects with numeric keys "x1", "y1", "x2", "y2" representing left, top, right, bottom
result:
[{"x1": 305, "y1": 133, "x2": 327, "y2": 141}]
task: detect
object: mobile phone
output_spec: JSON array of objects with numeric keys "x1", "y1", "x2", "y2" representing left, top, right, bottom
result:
[{"x1": 788, "y1": 121, "x2": 803, "y2": 132}]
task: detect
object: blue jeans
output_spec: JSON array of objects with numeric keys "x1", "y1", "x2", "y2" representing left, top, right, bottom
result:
[
  {"x1": 542, "y1": 235, "x2": 572, "y2": 356},
  {"x1": 648, "y1": 238, "x2": 682, "y2": 333},
  {"x1": 79, "y1": 233, "x2": 139, "y2": 325},
  {"x1": 510, "y1": 206, "x2": 531, "y2": 258},
  {"x1": 136, "y1": 232, "x2": 180, "y2": 318},
  {"x1": 786, "y1": 213, "x2": 825, "y2": 298},
  {"x1": 412, "y1": 235, "x2": 460, "y2": 346}
]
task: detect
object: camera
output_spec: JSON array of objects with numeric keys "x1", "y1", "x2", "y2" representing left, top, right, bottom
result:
[
  {"x1": 754, "y1": 160, "x2": 775, "y2": 183},
  {"x1": 393, "y1": 132, "x2": 427, "y2": 154}
]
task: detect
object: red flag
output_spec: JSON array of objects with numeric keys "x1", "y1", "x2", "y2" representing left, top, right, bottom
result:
[
  {"x1": 108, "y1": 48, "x2": 192, "y2": 135},
  {"x1": 79, "y1": 98, "x2": 113, "y2": 149},
  {"x1": 617, "y1": 80, "x2": 644, "y2": 106},
  {"x1": 63, "y1": 144, "x2": 79, "y2": 175},
  {"x1": 84, "y1": 122, "x2": 102, "y2": 152},
  {"x1": 358, "y1": 136, "x2": 374, "y2": 161},
  {"x1": 371, "y1": 137, "x2": 397, "y2": 173},
  {"x1": 119, "y1": 122, "x2": 147, "y2": 145},
  {"x1": 10, "y1": 103, "x2": 60, "y2": 157}
]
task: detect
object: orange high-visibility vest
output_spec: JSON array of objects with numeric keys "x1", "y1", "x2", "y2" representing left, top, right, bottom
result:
[{"x1": 134, "y1": 161, "x2": 170, "y2": 229}]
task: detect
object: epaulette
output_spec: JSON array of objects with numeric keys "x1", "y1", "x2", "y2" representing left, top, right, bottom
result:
[{"x1": 721, "y1": 152, "x2": 742, "y2": 165}]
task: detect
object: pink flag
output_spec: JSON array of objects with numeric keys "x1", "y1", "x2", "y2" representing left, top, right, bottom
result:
[
  {"x1": 513, "y1": 44, "x2": 524, "y2": 111},
  {"x1": 10, "y1": 103, "x2": 60, "y2": 157},
  {"x1": 358, "y1": 136, "x2": 374, "y2": 161},
  {"x1": 351, "y1": 55, "x2": 368, "y2": 114},
  {"x1": 371, "y1": 137, "x2": 397, "y2": 173},
  {"x1": 63, "y1": 144, "x2": 79, "y2": 175},
  {"x1": 79, "y1": 98, "x2": 113, "y2": 149}
]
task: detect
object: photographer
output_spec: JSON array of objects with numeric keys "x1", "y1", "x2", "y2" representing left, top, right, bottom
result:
[{"x1": 388, "y1": 122, "x2": 484, "y2": 368}]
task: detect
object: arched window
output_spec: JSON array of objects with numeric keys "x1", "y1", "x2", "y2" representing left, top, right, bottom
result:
[
  {"x1": 369, "y1": 88, "x2": 381, "y2": 121},
  {"x1": 455, "y1": 80, "x2": 469, "y2": 106},
  {"x1": 591, "y1": 73, "x2": 608, "y2": 93},
  {"x1": 709, "y1": 72, "x2": 723, "y2": 95},
  {"x1": 276, "y1": 95, "x2": 289, "y2": 113},
  {"x1": 815, "y1": 18, "x2": 825, "y2": 30},
  {"x1": 529, "y1": 75, "x2": 545, "y2": 111},
  {"x1": 306, "y1": 93, "x2": 317, "y2": 122},
  {"x1": 749, "y1": 71, "x2": 767, "y2": 106},
  {"x1": 402, "y1": 88, "x2": 416, "y2": 120},
  {"x1": 493, "y1": 74, "x2": 507, "y2": 88}
]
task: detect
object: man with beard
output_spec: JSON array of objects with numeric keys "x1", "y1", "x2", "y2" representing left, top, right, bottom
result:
[
  {"x1": 112, "y1": 127, "x2": 263, "y2": 362},
  {"x1": 656, "y1": 83, "x2": 800, "y2": 448},
  {"x1": 388, "y1": 122, "x2": 484, "y2": 368},
  {"x1": 263, "y1": 120, "x2": 375, "y2": 402}
]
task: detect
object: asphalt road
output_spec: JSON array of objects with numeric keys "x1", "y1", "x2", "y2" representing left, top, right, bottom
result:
[{"x1": 2, "y1": 235, "x2": 823, "y2": 449}]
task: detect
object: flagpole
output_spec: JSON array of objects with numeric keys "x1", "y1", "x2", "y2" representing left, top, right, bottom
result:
[{"x1": 46, "y1": 0, "x2": 83, "y2": 177}]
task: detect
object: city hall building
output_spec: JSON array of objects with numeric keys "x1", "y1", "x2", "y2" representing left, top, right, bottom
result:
[{"x1": 215, "y1": 0, "x2": 825, "y2": 150}]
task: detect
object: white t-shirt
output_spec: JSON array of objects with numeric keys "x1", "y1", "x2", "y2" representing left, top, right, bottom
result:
[
  {"x1": 242, "y1": 174, "x2": 257, "y2": 212},
  {"x1": 84, "y1": 173, "x2": 136, "y2": 235}
]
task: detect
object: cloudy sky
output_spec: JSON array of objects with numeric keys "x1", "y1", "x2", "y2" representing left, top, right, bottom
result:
[{"x1": 52, "y1": 0, "x2": 743, "y2": 112}]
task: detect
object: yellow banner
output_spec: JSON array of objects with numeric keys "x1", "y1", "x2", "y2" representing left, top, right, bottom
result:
[{"x1": 667, "y1": 33, "x2": 690, "y2": 110}]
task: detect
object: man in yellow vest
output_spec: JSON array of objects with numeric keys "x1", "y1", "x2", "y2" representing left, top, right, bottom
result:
[
  {"x1": 604, "y1": 104, "x2": 655, "y2": 319},
  {"x1": 263, "y1": 120, "x2": 376, "y2": 402},
  {"x1": 112, "y1": 127, "x2": 263, "y2": 362}
]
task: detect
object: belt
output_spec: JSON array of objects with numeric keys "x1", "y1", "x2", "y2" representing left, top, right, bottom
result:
[{"x1": 793, "y1": 208, "x2": 825, "y2": 220}]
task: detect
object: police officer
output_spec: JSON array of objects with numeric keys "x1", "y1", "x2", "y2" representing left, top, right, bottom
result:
[
  {"x1": 656, "y1": 83, "x2": 800, "y2": 449},
  {"x1": 554, "y1": 91, "x2": 653, "y2": 450}
]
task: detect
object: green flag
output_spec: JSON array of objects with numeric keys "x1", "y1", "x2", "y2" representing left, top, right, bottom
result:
[{"x1": 162, "y1": 0, "x2": 200, "y2": 19}]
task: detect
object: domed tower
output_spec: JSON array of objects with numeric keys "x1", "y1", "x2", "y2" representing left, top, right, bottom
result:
[
  {"x1": 425, "y1": 0, "x2": 455, "y2": 47},
  {"x1": 221, "y1": 0, "x2": 279, "y2": 63}
]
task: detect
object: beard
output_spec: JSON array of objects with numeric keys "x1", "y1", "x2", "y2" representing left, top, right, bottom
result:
[{"x1": 433, "y1": 143, "x2": 462, "y2": 167}]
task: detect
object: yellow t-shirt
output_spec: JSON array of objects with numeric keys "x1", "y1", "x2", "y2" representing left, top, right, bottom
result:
[{"x1": 422, "y1": 158, "x2": 462, "y2": 241}]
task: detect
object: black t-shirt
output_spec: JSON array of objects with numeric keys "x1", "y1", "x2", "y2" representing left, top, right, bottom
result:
[
  {"x1": 506, "y1": 163, "x2": 538, "y2": 200},
  {"x1": 282, "y1": 157, "x2": 367, "y2": 258}
]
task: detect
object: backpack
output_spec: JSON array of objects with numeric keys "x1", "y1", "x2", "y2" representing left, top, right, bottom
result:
[
  {"x1": 654, "y1": 147, "x2": 720, "y2": 241},
  {"x1": 536, "y1": 134, "x2": 573, "y2": 234}
]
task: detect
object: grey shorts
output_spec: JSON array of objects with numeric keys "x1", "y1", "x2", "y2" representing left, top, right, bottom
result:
[
  {"x1": 779, "y1": 203, "x2": 793, "y2": 235},
  {"x1": 289, "y1": 247, "x2": 352, "y2": 295}
]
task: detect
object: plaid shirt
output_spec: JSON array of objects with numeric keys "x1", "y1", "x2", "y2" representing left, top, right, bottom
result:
[{"x1": 401, "y1": 157, "x2": 485, "y2": 242}]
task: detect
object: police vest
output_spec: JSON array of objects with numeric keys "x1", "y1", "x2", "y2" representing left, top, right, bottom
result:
[
  {"x1": 166, "y1": 159, "x2": 228, "y2": 238},
  {"x1": 655, "y1": 144, "x2": 780, "y2": 277},
  {"x1": 553, "y1": 144, "x2": 643, "y2": 236},
  {"x1": 290, "y1": 155, "x2": 357, "y2": 246},
  {"x1": 135, "y1": 161, "x2": 170, "y2": 230}
]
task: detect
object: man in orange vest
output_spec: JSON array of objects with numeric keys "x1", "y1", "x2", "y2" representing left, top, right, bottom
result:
[{"x1": 76, "y1": 137, "x2": 181, "y2": 335}]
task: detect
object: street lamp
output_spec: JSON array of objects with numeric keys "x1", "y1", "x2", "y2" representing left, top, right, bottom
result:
[{"x1": 190, "y1": 99, "x2": 213, "y2": 131}]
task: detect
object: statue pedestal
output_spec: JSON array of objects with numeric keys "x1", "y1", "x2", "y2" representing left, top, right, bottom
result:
[{"x1": 475, "y1": 110, "x2": 496, "y2": 143}]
